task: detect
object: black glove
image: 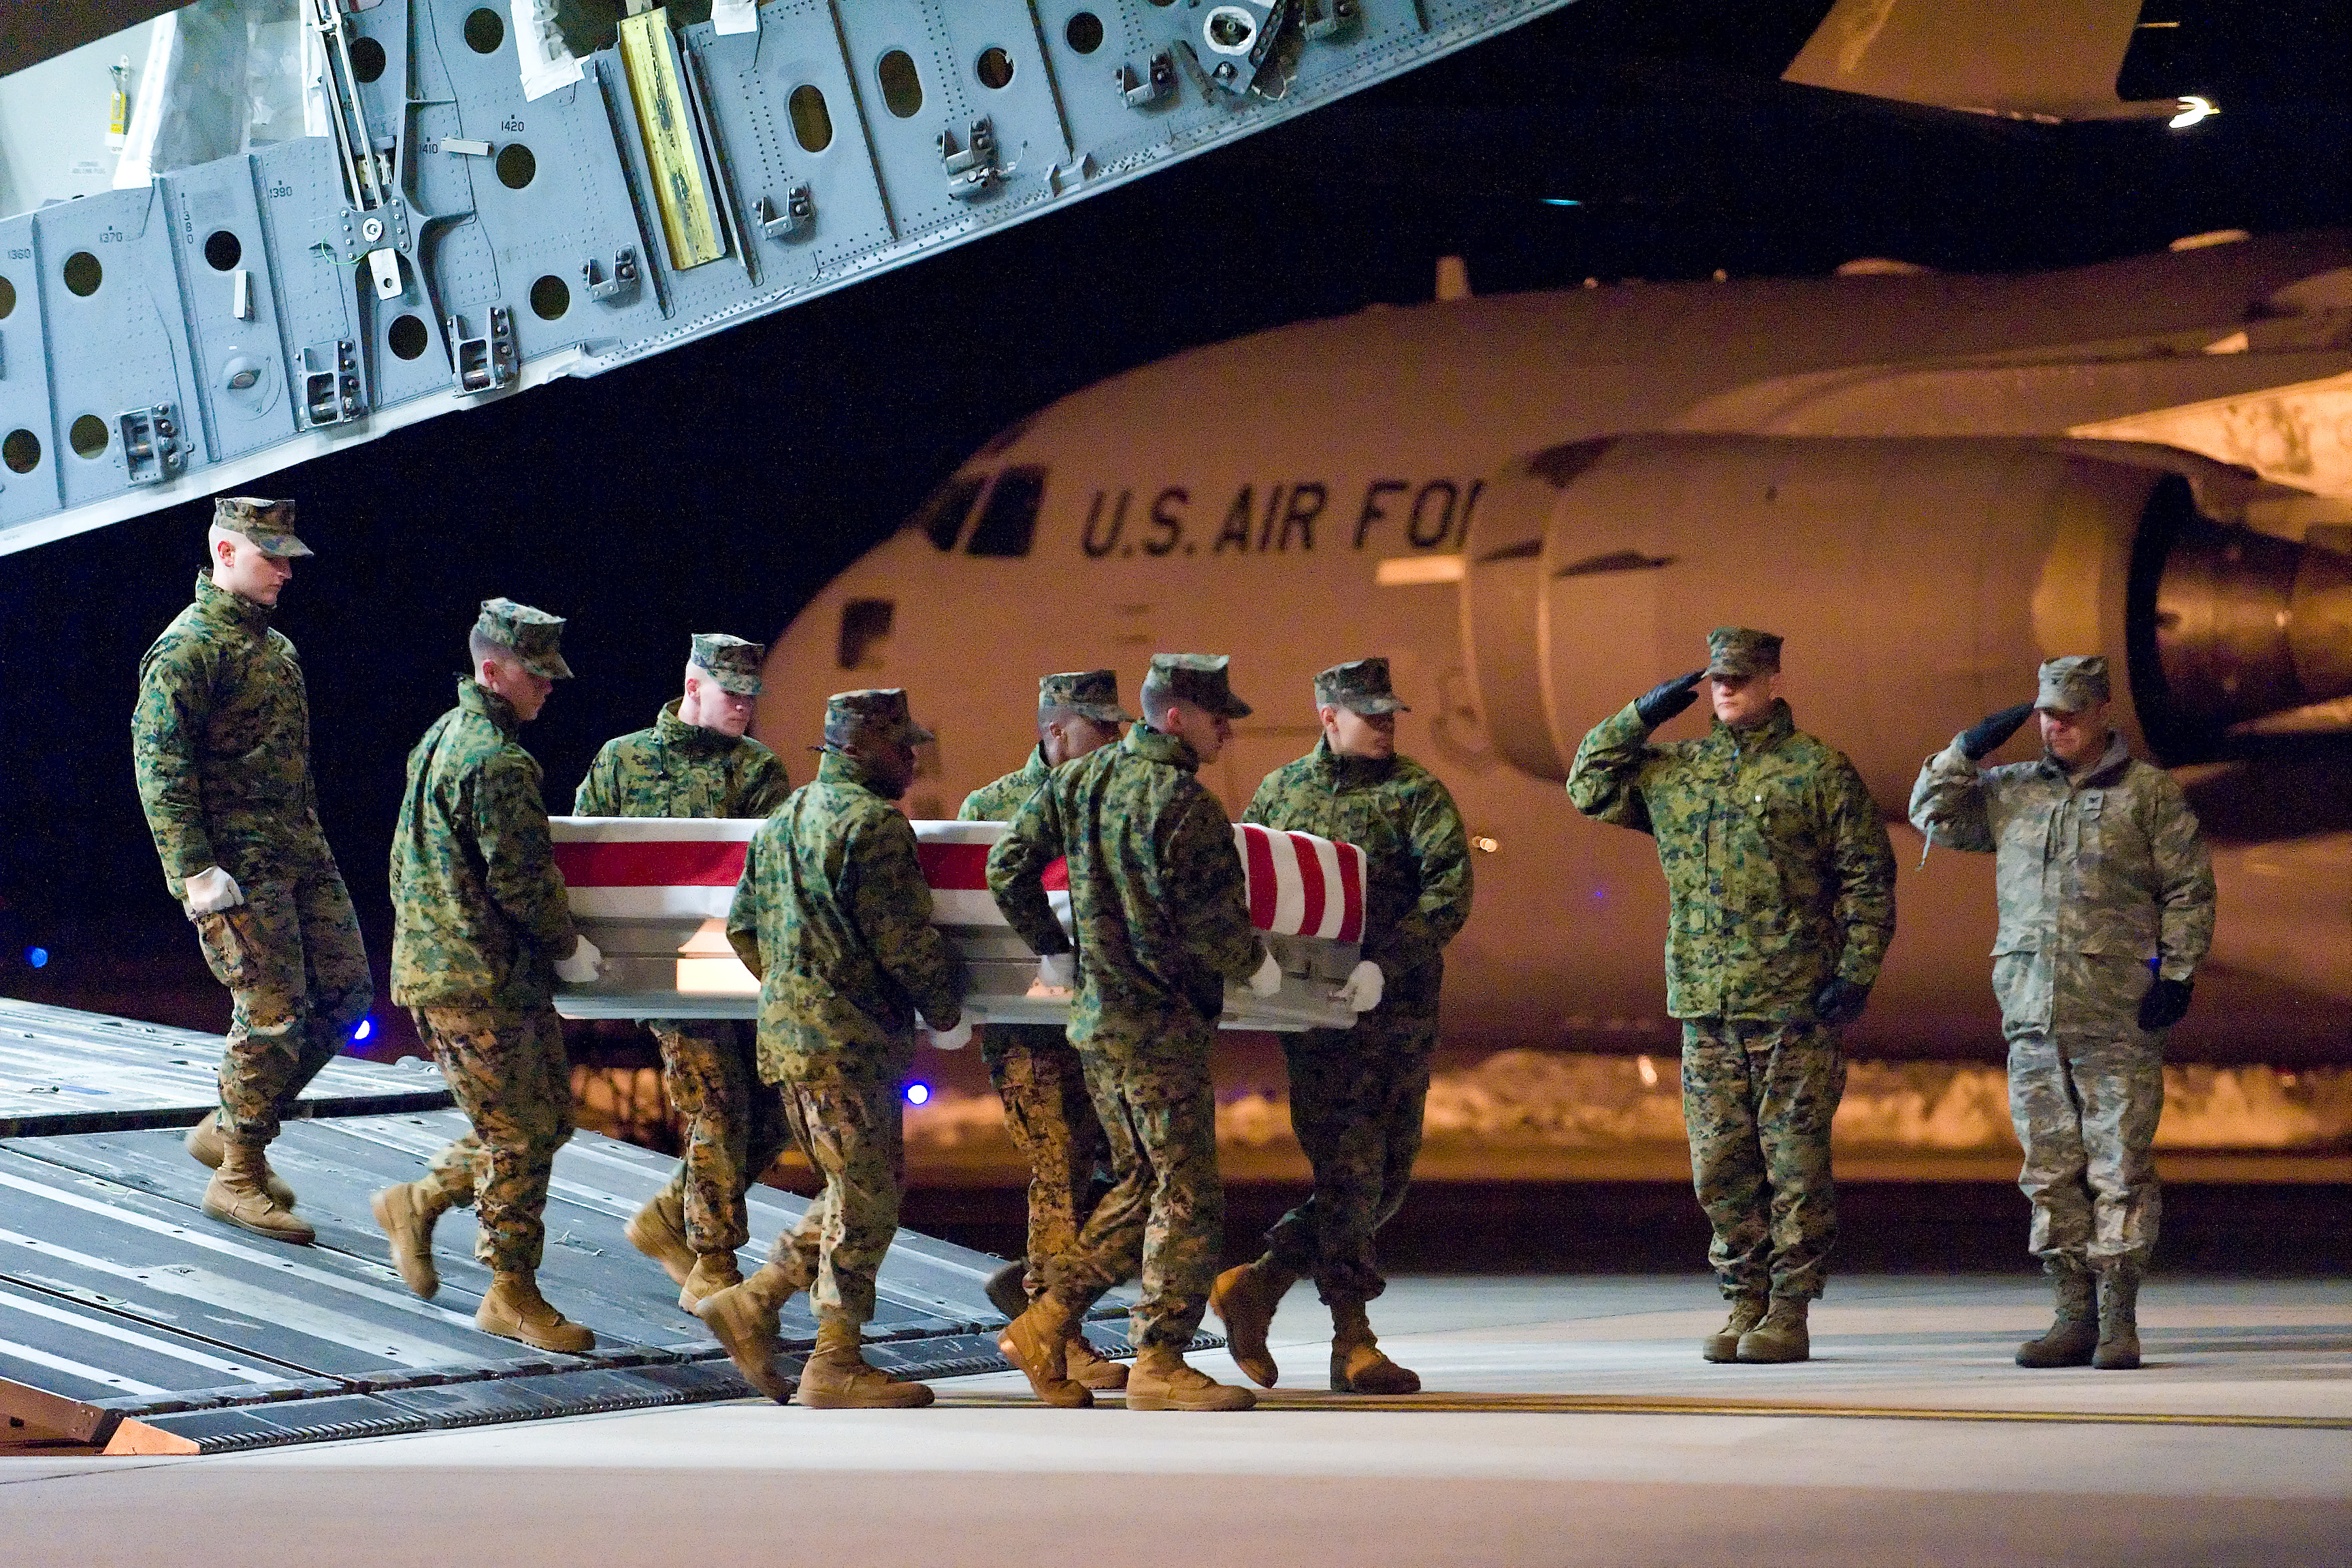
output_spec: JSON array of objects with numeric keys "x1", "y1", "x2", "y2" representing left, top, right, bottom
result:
[
  {"x1": 1812, "y1": 975, "x2": 1871, "y2": 1027},
  {"x1": 1635, "y1": 669, "x2": 1708, "y2": 728},
  {"x1": 2138, "y1": 977, "x2": 2193, "y2": 1031},
  {"x1": 1960, "y1": 701, "x2": 2036, "y2": 762}
]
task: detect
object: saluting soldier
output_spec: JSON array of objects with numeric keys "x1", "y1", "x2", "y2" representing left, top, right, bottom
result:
[
  {"x1": 132, "y1": 497, "x2": 372, "y2": 1246},
  {"x1": 1910, "y1": 655, "x2": 2214, "y2": 1371},
  {"x1": 371, "y1": 599, "x2": 605, "y2": 1353},
  {"x1": 958, "y1": 669, "x2": 1134, "y2": 1394},
  {"x1": 1215, "y1": 657, "x2": 1469, "y2": 1395},
  {"x1": 694, "y1": 689, "x2": 969, "y2": 1409},
  {"x1": 576, "y1": 633, "x2": 795, "y2": 1311},
  {"x1": 1567, "y1": 628, "x2": 1895, "y2": 1364},
  {"x1": 987, "y1": 655, "x2": 1282, "y2": 1413}
]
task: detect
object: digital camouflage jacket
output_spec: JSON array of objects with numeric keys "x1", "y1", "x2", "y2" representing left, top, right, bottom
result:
[
  {"x1": 133, "y1": 574, "x2": 333, "y2": 898},
  {"x1": 1567, "y1": 698, "x2": 1897, "y2": 1021},
  {"x1": 956, "y1": 746, "x2": 1050, "y2": 824},
  {"x1": 727, "y1": 749, "x2": 964, "y2": 1080},
  {"x1": 987, "y1": 723, "x2": 1266, "y2": 1041},
  {"x1": 1244, "y1": 740, "x2": 1472, "y2": 1017},
  {"x1": 389, "y1": 679, "x2": 579, "y2": 1010},
  {"x1": 573, "y1": 699, "x2": 792, "y2": 819}
]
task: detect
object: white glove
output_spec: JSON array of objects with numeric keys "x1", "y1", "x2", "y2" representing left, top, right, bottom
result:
[
  {"x1": 1246, "y1": 949, "x2": 1283, "y2": 998},
  {"x1": 1335, "y1": 959, "x2": 1384, "y2": 1013},
  {"x1": 184, "y1": 866, "x2": 244, "y2": 916},
  {"x1": 924, "y1": 1017, "x2": 974, "y2": 1051},
  {"x1": 1036, "y1": 951, "x2": 1076, "y2": 990},
  {"x1": 553, "y1": 934, "x2": 603, "y2": 983}
]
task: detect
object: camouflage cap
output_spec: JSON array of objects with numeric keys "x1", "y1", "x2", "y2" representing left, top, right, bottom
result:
[
  {"x1": 1143, "y1": 652, "x2": 1252, "y2": 719},
  {"x1": 474, "y1": 597, "x2": 574, "y2": 679},
  {"x1": 2036, "y1": 653, "x2": 2111, "y2": 713},
  {"x1": 691, "y1": 632, "x2": 765, "y2": 696},
  {"x1": 1039, "y1": 668, "x2": 1133, "y2": 725},
  {"x1": 824, "y1": 687, "x2": 934, "y2": 749},
  {"x1": 1705, "y1": 626, "x2": 1784, "y2": 678},
  {"x1": 213, "y1": 496, "x2": 310, "y2": 558},
  {"x1": 1313, "y1": 656, "x2": 1410, "y2": 715}
]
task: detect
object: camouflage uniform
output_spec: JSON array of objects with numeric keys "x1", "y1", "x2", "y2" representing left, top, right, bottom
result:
[
  {"x1": 133, "y1": 503, "x2": 371, "y2": 1147},
  {"x1": 987, "y1": 658, "x2": 1267, "y2": 1352},
  {"x1": 1243, "y1": 659, "x2": 1472, "y2": 1305},
  {"x1": 1567, "y1": 630, "x2": 1895, "y2": 1301},
  {"x1": 726, "y1": 696, "x2": 963, "y2": 1326},
  {"x1": 1909, "y1": 659, "x2": 2215, "y2": 1270},
  {"x1": 389, "y1": 603, "x2": 581, "y2": 1275},
  {"x1": 576, "y1": 640, "x2": 794, "y2": 1258}
]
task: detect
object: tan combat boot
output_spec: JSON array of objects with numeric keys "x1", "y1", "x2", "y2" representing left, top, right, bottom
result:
[
  {"x1": 997, "y1": 1294, "x2": 1092, "y2": 1408},
  {"x1": 983, "y1": 1258, "x2": 1030, "y2": 1322},
  {"x1": 1126, "y1": 1346, "x2": 1256, "y2": 1412},
  {"x1": 625, "y1": 1185, "x2": 696, "y2": 1288},
  {"x1": 694, "y1": 1259, "x2": 807, "y2": 1403},
  {"x1": 1065, "y1": 1331, "x2": 1130, "y2": 1391},
  {"x1": 476, "y1": 1270, "x2": 595, "y2": 1354},
  {"x1": 185, "y1": 1111, "x2": 297, "y2": 1209},
  {"x1": 2092, "y1": 1260, "x2": 2143, "y2": 1371},
  {"x1": 2016, "y1": 1260, "x2": 2098, "y2": 1368},
  {"x1": 1209, "y1": 1254, "x2": 1298, "y2": 1388},
  {"x1": 1735, "y1": 1295, "x2": 1810, "y2": 1363},
  {"x1": 1330, "y1": 1299, "x2": 1420, "y2": 1394},
  {"x1": 201, "y1": 1134, "x2": 314, "y2": 1245},
  {"x1": 370, "y1": 1179, "x2": 453, "y2": 1298},
  {"x1": 678, "y1": 1250, "x2": 744, "y2": 1313},
  {"x1": 797, "y1": 1309, "x2": 935, "y2": 1409},
  {"x1": 1703, "y1": 1294, "x2": 1768, "y2": 1364}
]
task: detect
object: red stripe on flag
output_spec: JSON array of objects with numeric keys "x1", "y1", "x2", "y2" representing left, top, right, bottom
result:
[
  {"x1": 1041, "y1": 857, "x2": 1069, "y2": 892},
  {"x1": 553, "y1": 839, "x2": 747, "y2": 888},
  {"x1": 1243, "y1": 824, "x2": 1279, "y2": 932},
  {"x1": 1288, "y1": 831, "x2": 1326, "y2": 938},
  {"x1": 1334, "y1": 842, "x2": 1364, "y2": 943},
  {"x1": 915, "y1": 843, "x2": 1068, "y2": 893}
]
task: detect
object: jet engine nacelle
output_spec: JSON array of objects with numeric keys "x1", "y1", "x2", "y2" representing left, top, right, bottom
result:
[{"x1": 1459, "y1": 434, "x2": 2352, "y2": 810}]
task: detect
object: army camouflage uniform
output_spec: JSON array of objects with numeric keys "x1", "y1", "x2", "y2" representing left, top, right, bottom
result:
[
  {"x1": 390, "y1": 664, "x2": 581, "y2": 1274},
  {"x1": 1910, "y1": 671, "x2": 2214, "y2": 1273},
  {"x1": 727, "y1": 734, "x2": 964, "y2": 1326},
  {"x1": 134, "y1": 545, "x2": 372, "y2": 1147},
  {"x1": 1243, "y1": 708, "x2": 1471, "y2": 1306},
  {"x1": 1568, "y1": 635, "x2": 1895, "y2": 1303},
  {"x1": 577, "y1": 676, "x2": 794, "y2": 1259},
  {"x1": 988, "y1": 686, "x2": 1268, "y2": 1353}
]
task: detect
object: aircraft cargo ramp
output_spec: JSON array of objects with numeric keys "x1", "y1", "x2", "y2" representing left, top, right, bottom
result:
[{"x1": 0, "y1": 999, "x2": 1149, "y2": 1454}]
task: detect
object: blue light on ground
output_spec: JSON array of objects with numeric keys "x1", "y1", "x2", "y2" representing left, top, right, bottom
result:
[
  {"x1": 1542, "y1": 197, "x2": 1582, "y2": 206},
  {"x1": 25, "y1": 947, "x2": 47, "y2": 968},
  {"x1": 906, "y1": 1083, "x2": 930, "y2": 1106},
  {"x1": 353, "y1": 1018, "x2": 373, "y2": 1041}
]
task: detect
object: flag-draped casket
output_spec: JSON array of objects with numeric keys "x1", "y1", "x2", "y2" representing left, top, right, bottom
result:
[{"x1": 549, "y1": 817, "x2": 1369, "y2": 1030}]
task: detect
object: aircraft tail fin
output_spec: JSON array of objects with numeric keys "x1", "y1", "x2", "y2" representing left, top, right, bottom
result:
[{"x1": 1782, "y1": 0, "x2": 2182, "y2": 124}]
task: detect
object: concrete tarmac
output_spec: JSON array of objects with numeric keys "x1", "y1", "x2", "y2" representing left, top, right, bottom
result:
[{"x1": 4, "y1": 1273, "x2": 2346, "y2": 1566}]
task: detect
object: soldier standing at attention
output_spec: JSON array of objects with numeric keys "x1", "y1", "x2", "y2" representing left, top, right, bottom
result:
[
  {"x1": 372, "y1": 600, "x2": 605, "y2": 1352},
  {"x1": 694, "y1": 689, "x2": 970, "y2": 1409},
  {"x1": 1214, "y1": 657, "x2": 1469, "y2": 1395},
  {"x1": 133, "y1": 497, "x2": 372, "y2": 1245},
  {"x1": 1910, "y1": 655, "x2": 2213, "y2": 1371},
  {"x1": 987, "y1": 655, "x2": 1283, "y2": 1412},
  {"x1": 958, "y1": 670, "x2": 1135, "y2": 1394},
  {"x1": 1567, "y1": 628, "x2": 1895, "y2": 1364},
  {"x1": 575, "y1": 634, "x2": 795, "y2": 1312}
]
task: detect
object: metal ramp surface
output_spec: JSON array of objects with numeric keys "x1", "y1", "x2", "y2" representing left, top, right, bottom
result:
[{"x1": 0, "y1": 1004, "x2": 1166, "y2": 1454}]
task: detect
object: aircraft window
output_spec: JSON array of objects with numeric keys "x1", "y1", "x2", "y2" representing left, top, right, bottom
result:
[
  {"x1": 497, "y1": 142, "x2": 536, "y2": 189},
  {"x1": 975, "y1": 47, "x2": 1015, "y2": 90},
  {"x1": 3, "y1": 430, "x2": 39, "y2": 474},
  {"x1": 1066, "y1": 13, "x2": 1104, "y2": 53},
  {"x1": 530, "y1": 274, "x2": 570, "y2": 319},
  {"x1": 0, "y1": 277, "x2": 16, "y2": 320},
  {"x1": 203, "y1": 231, "x2": 241, "y2": 272},
  {"x1": 967, "y1": 465, "x2": 1046, "y2": 557},
  {"x1": 62, "y1": 252, "x2": 101, "y2": 297},
  {"x1": 388, "y1": 315, "x2": 429, "y2": 360},
  {"x1": 910, "y1": 471, "x2": 987, "y2": 551},
  {"x1": 877, "y1": 50, "x2": 924, "y2": 118},
  {"x1": 838, "y1": 598, "x2": 894, "y2": 670},
  {"x1": 350, "y1": 36, "x2": 387, "y2": 83},
  {"x1": 464, "y1": 8, "x2": 505, "y2": 55},
  {"x1": 790, "y1": 85, "x2": 834, "y2": 152},
  {"x1": 69, "y1": 415, "x2": 108, "y2": 459}
]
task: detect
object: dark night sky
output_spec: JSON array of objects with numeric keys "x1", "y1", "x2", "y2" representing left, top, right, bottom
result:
[{"x1": 1, "y1": 0, "x2": 2346, "y2": 1014}]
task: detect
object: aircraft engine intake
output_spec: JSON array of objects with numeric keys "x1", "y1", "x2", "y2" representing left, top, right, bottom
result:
[{"x1": 1457, "y1": 434, "x2": 2352, "y2": 811}]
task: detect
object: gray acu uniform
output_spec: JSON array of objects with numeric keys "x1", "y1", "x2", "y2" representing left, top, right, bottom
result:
[{"x1": 1910, "y1": 730, "x2": 2215, "y2": 1268}]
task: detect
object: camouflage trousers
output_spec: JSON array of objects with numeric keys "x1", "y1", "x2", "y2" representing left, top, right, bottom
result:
[
  {"x1": 647, "y1": 1020, "x2": 793, "y2": 1256},
  {"x1": 2007, "y1": 1030, "x2": 2164, "y2": 1269},
  {"x1": 1047, "y1": 1013, "x2": 1222, "y2": 1352},
  {"x1": 985, "y1": 1021, "x2": 1111, "y2": 1305},
  {"x1": 1681, "y1": 1018, "x2": 1845, "y2": 1300},
  {"x1": 769, "y1": 1049, "x2": 911, "y2": 1326},
  {"x1": 191, "y1": 864, "x2": 372, "y2": 1144},
  {"x1": 407, "y1": 1005, "x2": 572, "y2": 1274},
  {"x1": 1263, "y1": 1011, "x2": 1437, "y2": 1305}
]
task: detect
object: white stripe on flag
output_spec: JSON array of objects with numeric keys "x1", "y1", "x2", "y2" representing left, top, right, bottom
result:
[
  {"x1": 571, "y1": 886, "x2": 737, "y2": 919},
  {"x1": 1268, "y1": 828, "x2": 1306, "y2": 936},
  {"x1": 1309, "y1": 834, "x2": 1346, "y2": 939}
]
